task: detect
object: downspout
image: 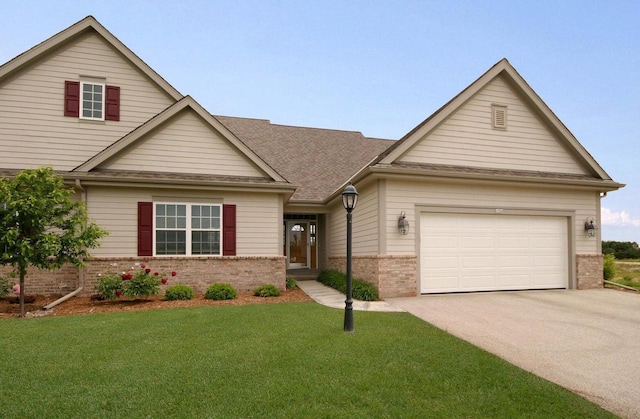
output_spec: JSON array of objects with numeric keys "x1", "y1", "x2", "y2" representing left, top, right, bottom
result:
[{"x1": 43, "y1": 179, "x2": 86, "y2": 310}]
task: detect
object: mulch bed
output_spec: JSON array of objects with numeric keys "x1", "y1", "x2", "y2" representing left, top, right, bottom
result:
[{"x1": 0, "y1": 288, "x2": 312, "y2": 319}]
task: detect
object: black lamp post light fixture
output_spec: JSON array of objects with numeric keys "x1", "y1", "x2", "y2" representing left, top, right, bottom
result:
[
  {"x1": 398, "y1": 211, "x2": 410, "y2": 235},
  {"x1": 584, "y1": 218, "x2": 597, "y2": 238},
  {"x1": 341, "y1": 182, "x2": 358, "y2": 332}
]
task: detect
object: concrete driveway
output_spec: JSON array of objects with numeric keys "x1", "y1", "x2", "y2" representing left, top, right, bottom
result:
[{"x1": 388, "y1": 289, "x2": 640, "y2": 418}]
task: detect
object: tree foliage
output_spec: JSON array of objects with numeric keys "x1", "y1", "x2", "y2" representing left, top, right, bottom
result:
[
  {"x1": 0, "y1": 167, "x2": 108, "y2": 316},
  {"x1": 602, "y1": 241, "x2": 640, "y2": 260}
]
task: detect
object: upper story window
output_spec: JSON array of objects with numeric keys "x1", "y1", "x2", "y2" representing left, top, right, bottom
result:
[
  {"x1": 64, "y1": 80, "x2": 120, "y2": 121},
  {"x1": 81, "y1": 82, "x2": 104, "y2": 120}
]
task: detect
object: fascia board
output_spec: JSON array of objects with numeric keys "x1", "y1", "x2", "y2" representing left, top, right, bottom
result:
[{"x1": 368, "y1": 166, "x2": 625, "y2": 192}]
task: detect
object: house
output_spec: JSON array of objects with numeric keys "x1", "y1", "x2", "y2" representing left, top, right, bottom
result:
[{"x1": 0, "y1": 16, "x2": 623, "y2": 299}]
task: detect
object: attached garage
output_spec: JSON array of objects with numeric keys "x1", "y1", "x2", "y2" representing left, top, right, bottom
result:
[{"x1": 420, "y1": 212, "x2": 569, "y2": 293}]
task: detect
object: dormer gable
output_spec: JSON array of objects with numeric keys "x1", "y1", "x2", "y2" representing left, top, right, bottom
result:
[{"x1": 75, "y1": 96, "x2": 287, "y2": 182}]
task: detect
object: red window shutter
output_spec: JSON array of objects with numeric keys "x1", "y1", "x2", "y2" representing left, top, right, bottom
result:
[
  {"x1": 105, "y1": 85, "x2": 120, "y2": 121},
  {"x1": 223, "y1": 204, "x2": 236, "y2": 256},
  {"x1": 138, "y1": 202, "x2": 153, "y2": 256},
  {"x1": 64, "y1": 81, "x2": 80, "y2": 117}
]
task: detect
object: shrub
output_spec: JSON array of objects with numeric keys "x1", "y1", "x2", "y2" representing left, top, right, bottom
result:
[
  {"x1": 317, "y1": 270, "x2": 344, "y2": 290},
  {"x1": 0, "y1": 276, "x2": 12, "y2": 298},
  {"x1": 95, "y1": 263, "x2": 177, "y2": 300},
  {"x1": 352, "y1": 280, "x2": 379, "y2": 301},
  {"x1": 205, "y1": 283, "x2": 237, "y2": 300},
  {"x1": 317, "y1": 270, "x2": 379, "y2": 301},
  {"x1": 286, "y1": 277, "x2": 297, "y2": 290},
  {"x1": 603, "y1": 253, "x2": 616, "y2": 281},
  {"x1": 94, "y1": 274, "x2": 123, "y2": 301},
  {"x1": 253, "y1": 284, "x2": 280, "y2": 297},
  {"x1": 164, "y1": 285, "x2": 195, "y2": 301}
]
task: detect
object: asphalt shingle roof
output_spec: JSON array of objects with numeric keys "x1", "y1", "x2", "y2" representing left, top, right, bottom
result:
[{"x1": 215, "y1": 116, "x2": 394, "y2": 202}]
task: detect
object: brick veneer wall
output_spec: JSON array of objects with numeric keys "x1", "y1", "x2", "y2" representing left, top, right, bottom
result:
[
  {"x1": 329, "y1": 255, "x2": 417, "y2": 298},
  {"x1": 576, "y1": 254, "x2": 604, "y2": 289},
  {"x1": 1, "y1": 257, "x2": 286, "y2": 297},
  {"x1": 0, "y1": 264, "x2": 79, "y2": 296}
]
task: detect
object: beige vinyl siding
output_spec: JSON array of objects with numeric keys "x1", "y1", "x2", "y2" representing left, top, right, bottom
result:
[
  {"x1": 101, "y1": 110, "x2": 266, "y2": 177},
  {"x1": 384, "y1": 178, "x2": 599, "y2": 255},
  {"x1": 0, "y1": 32, "x2": 176, "y2": 170},
  {"x1": 352, "y1": 183, "x2": 378, "y2": 254},
  {"x1": 328, "y1": 183, "x2": 379, "y2": 257},
  {"x1": 87, "y1": 186, "x2": 281, "y2": 257},
  {"x1": 329, "y1": 200, "x2": 346, "y2": 258},
  {"x1": 399, "y1": 76, "x2": 587, "y2": 175}
]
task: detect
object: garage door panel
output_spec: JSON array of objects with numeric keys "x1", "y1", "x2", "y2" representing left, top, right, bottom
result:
[
  {"x1": 421, "y1": 213, "x2": 568, "y2": 293},
  {"x1": 496, "y1": 255, "x2": 530, "y2": 267},
  {"x1": 424, "y1": 256, "x2": 459, "y2": 268},
  {"x1": 462, "y1": 256, "x2": 495, "y2": 268}
]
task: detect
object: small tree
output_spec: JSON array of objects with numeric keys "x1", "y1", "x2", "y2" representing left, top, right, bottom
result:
[{"x1": 0, "y1": 167, "x2": 107, "y2": 316}]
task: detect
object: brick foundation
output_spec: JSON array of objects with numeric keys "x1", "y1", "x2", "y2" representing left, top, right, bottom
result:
[
  {"x1": 329, "y1": 254, "x2": 417, "y2": 298},
  {"x1": 576, "y1": 254, "x2": 604, "y2": 289},
  {"x1": 1, "y1": 256, "x2": 286, "y2": 297}
]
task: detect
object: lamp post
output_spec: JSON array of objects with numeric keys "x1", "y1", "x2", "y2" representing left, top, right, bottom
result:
[{"x1": 341, "y1": 183, "x2": 358, "y2": 332}]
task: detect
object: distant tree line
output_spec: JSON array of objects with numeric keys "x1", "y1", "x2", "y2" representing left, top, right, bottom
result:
[{"x1": 602, "y1": 241, "x2": 640, "y2": 260}]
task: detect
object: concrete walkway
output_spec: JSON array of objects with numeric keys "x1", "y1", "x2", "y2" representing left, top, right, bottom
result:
[{"x1": 296, "y1": 280, "x2": 404, "y2": 312}]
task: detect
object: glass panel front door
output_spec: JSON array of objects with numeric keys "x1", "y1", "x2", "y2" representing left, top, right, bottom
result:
[{"x1": 287, "y1": 221, "x2": 308, "y2": 268}]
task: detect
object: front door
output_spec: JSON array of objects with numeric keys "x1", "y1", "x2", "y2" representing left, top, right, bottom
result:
[{"x1": 287, "y1": 221, "x2": 309, "y2": 268}]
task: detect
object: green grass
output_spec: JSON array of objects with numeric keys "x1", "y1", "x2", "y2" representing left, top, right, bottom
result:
[
  {"x1": 610, "y1": 260, "x2": 640, "y2": 290},
  {"x1": 0, "y1": 303, "x2": 613, "y2": 418}
]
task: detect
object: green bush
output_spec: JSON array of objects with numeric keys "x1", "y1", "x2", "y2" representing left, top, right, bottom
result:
[
  {"x1": 286, "y1": 277, "x2": 297, "y2": 290},
  {"x1": 253, "y1": 284, "x2": 280, "y2": 297},
  {"x1": 0, "y1": 276, "x2": 12, "y2": 298},
  {"x1": 603, "y1": 253, "x2": 616, "y2": 281},
  {"x1": 205, "y1": 283, "x2": 237, "y2": 300},
  {"x1": 317, "y1": 270, "x2": 379, "y2": 301},
  {"x1": 95, "y1": 264, "x2": 176, "y2": 300},
  {"x1": 94, "y1": 274, "x2": 124, "y2": 301},
  {"x1": 352, "y1": 280, "x2": 379, "y2": 301},
  {"x1": 164, "y1": 285, "x2": 195, "y2": 301}
]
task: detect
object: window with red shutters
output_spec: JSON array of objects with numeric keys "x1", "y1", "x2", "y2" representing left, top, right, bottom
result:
[
  {"x1": 138, "y1": 202, "x2": 236, "y2": 256},
  {"x1": 64, "y1": 81, "x2": 120, "y2": 121}
]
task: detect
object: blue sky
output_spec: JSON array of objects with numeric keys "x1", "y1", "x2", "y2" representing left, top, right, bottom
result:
[{"x1": 1, "y1": 1, "x2": 638, "y2": 242}]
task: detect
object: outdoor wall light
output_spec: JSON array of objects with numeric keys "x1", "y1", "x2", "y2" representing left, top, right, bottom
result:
[
  {"x1": 398, "y1": 211, "x2": 410, "y2": 235},
  {"x1": 584, "y1": 218, "x2": 597, "y2": 238}
]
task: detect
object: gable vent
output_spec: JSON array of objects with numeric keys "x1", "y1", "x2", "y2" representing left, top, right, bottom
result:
[{"x1": 492, "y1": 105, "x2": 507, "y2": 129}]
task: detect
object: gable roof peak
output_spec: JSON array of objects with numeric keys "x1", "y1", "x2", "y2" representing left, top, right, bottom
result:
[
  {"x1": 374, "y1": 58, "x2": 613, "y2": 180},
  {"x1": 0, "y1": 15, "x2": 182, "y2": 101}
]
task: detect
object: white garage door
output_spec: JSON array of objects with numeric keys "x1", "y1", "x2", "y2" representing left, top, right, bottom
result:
[{"x1": 420, "y1": 213, "x2": 568, "y2": 293}]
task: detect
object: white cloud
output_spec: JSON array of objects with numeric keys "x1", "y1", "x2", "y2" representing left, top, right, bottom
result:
[{"x1": 601, "y1": 207, "x2": 640, "y2": 227}]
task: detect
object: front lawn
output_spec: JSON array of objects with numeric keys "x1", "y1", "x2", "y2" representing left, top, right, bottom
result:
[{"x1": 0, "y1": 303, "x2": 612, "y2": 418}]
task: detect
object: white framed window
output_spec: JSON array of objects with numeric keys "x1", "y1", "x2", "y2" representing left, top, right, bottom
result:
[
  {"x1": 154, "y1": 203, "x2": 221, "y2": 256},
  {"x1": 80, "y1": 81, "x2": 105, "y2": 120}
]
